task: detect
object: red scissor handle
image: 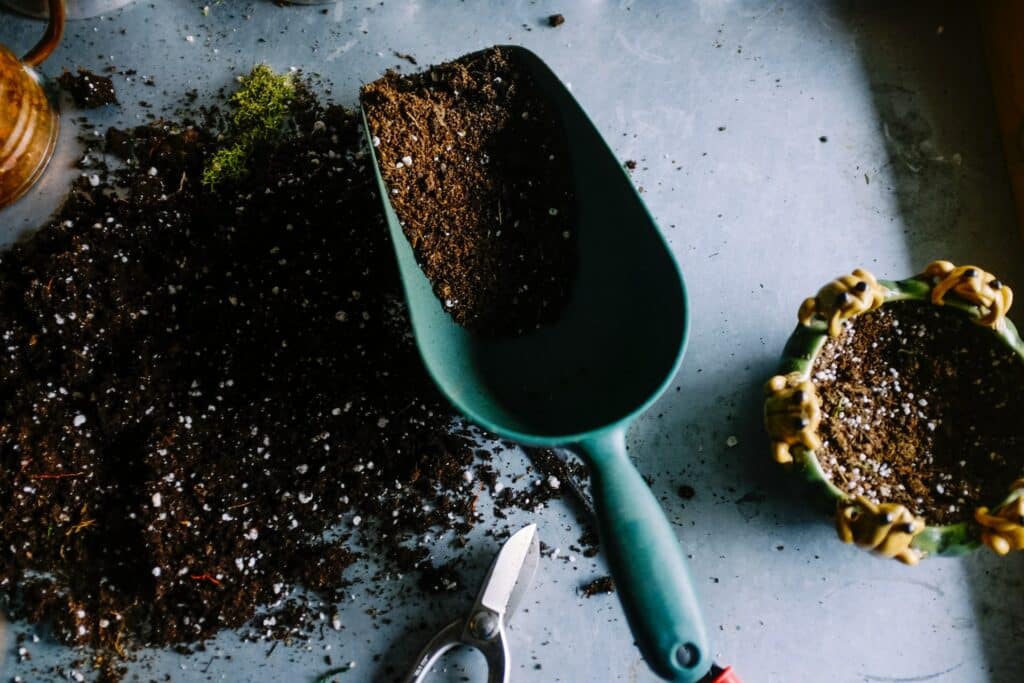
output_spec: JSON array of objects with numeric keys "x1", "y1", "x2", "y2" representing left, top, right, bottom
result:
[{"x1": 707, "y1": 665, "x2": 742, "y2": 683}]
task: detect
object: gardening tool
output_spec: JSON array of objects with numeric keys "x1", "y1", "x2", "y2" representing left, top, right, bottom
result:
[
  {"x1": 363, "y1": 46, "x2": 736, "y2": 682},
  {"x1": 0, "y1": 0, "x2": 63, "y2": 209},
  {"x1": 402, "y1": 524, "x2": 540, "y2": 683}
]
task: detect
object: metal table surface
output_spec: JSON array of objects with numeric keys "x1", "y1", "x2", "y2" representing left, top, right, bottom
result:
[{"x1": 3, "y1": 1, "x2": 1024, "y2": 681}]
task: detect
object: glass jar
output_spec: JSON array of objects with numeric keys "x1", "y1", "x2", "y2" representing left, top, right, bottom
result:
[
  {"x1": 0, "y1": 0, "x2": 135, "y2": 19},
  {"x1": 0, "y1": 0, "x2": 62, "y2": 209}
]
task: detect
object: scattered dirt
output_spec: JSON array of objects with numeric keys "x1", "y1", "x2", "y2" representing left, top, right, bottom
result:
[
  {"x1": 393, "y1": 50, "x2": 418, "y2": 66},
  {"x1": 579, "y1": 576, "x2": 614, "y2": 597},
  {"x1": 57, "y1": 68, "x2": 118, "y2": 108},
  {"x1": 624, "y1": 159, "x2": 637, "y2": 171},
  {"x1": 0, "y1": 73, "x2": 583, "y2": 671},
  {"x1": 548, "y1": 14, "x2": 566, "y2": 28},
  {"x1": 812, "y1": 301, "x2": 1024, "y2": 524},
  {"x1": 361, "y1": 47, "x2": 577, "y2": 336}
]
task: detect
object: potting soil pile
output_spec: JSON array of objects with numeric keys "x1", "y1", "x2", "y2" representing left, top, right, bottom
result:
[
  {"x1": 0, "y1": 68, "x2": 585, "y2": 676},
  {"x1": 361, "y1": 47, "x2": 577, "y2": 336}
]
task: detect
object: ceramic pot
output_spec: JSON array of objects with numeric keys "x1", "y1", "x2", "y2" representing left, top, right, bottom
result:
[{"x1": 766, "y1": 261, "x2": 1024, "y2": 564}]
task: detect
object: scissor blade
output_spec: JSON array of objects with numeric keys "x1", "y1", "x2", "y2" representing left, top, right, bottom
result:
[
  {"x1": 477, "y1": 524, "x2": 539, "y2": 619},
  {"x1": 503, "y1": 526, "x2": 539, "y2": 620}
]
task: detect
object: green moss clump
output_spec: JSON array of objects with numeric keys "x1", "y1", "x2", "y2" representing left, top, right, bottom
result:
[
  {"x1": 203, "y1": 144, "x2": 250, "y2": 189},
  {"x1": 202, "y1": 64, "x2": 295, "y2": 190}
]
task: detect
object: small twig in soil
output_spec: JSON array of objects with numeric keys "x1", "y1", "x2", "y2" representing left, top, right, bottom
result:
[
  {"x1": 31, "y1": 472, "x2": 84, "y2": 480},
  {"x1": 829, "y1": 398, "x2": 848, "y2": 418},
  {"x1": 66, "y1": 518, "x2": 96, "y2": 536},
  {"x1": 315, "y1": 664, "x2": 354, "y2": 682},
  {"x1": 190, "y1": 573, "x2": 223, "y2": 586}
]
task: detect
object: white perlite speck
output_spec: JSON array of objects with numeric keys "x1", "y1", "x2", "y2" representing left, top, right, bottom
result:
[
  {"x1": 73, "y1": 414, "x2": 87, "y2": 427},
  {"x1": 152, "y1": 567, "x2": 162, "y2": 577},
  {"x1": 725, "y1": 435, "x2": 739, "y2": 447},
  {"x1": 151, "y1": 493, "x2": 162, "y2": 508}
]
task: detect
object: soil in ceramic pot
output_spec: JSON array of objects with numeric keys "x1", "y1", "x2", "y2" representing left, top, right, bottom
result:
[
  {"x1": 812, "y1": 301, "x2": 1024, "y2": 525},
  {"x1": 360, "y1": 46, "x2": 577, "y2": 337},
  {"x1": 0, "y1": 74, "x2": 584, "y2": 665}
]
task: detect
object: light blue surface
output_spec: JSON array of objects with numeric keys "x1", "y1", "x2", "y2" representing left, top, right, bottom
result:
[{"x1": 2, "y1": 2, "x2": 1024, "y2": 681}]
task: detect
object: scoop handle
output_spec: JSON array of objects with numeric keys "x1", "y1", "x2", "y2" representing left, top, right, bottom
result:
[{"x1": 574, "y1": 428, "x2": 710, "y2": 682}]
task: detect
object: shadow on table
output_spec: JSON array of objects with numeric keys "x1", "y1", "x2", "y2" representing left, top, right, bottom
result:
[
  {"x1": 837, "y1": 2, "x2": 1024, "y2": 682},
  {"x1": 837, "y1": 0, "x2": 1023, "y2": 281}
]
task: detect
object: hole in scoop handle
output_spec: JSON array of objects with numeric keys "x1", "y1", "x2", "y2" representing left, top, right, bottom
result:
[
  {"x1": 575, "y1": 428, "x2": 710, "y2": 682},
  {"x1": 22, "y1": 0, "x2": 65, "y2": 67}
]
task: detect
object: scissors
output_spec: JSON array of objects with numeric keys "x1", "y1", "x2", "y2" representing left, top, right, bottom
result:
[{"x1": 403, "y1": 524, "x2": 540, "y2": 683}]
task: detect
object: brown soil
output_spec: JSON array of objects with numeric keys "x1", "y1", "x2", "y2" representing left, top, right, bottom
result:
[
  {"x1": 812, "y1": 301, "x2": 1024, "y2": 524},
  {"x1": 360, "y1": 47, "x2": 577, "y2": 337},
  {"x1": 0, "y1": 76, "x2": 583, "y2": 672},
  {"x1": 57, "y1": 68, "x2": 118, "y2": 108},
  {"x1": 579, "y1": 575, "x2": 614, "y2": 597},
  {"x1": 548, "y1": 14, "x2": 566, "y2": 27}
]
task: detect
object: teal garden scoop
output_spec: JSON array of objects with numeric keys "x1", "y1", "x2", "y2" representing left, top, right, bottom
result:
[{"x1": 363, "y1": 46, "x2": 712, "y2": 683}]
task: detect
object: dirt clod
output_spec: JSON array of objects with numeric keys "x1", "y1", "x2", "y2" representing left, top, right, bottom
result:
[
  {"x1": 57, "y1": 68, "x2": 118, "y2": 108},
  {"x1": 579, "y1": 576, "x2": 614, "y2": 597}
]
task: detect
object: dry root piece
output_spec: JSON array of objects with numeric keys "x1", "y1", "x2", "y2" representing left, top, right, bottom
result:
[
  {"x1": 921, "y1": 260, "x2": 1013, "y2": 329},
  {"x1": 836, "y1": 496, "x2": 925, "y2": 565},
  {"x1": 764, "y1": 372, "x2": 821, "y2": 465},
  {"x1": 799, "y1": 268, "x2": 886, "y2": 337}
]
